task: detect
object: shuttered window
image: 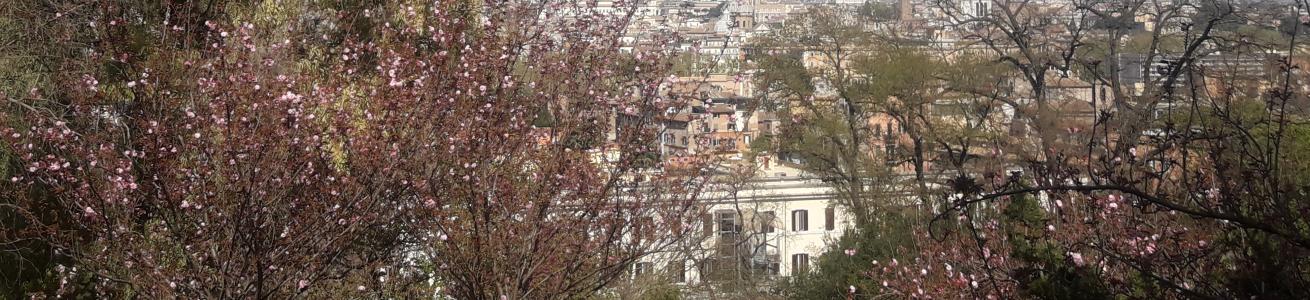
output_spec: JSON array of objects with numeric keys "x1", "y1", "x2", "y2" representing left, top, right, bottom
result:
[{"x1": 791, "y1": 210, "x2": 808, "y2": 231}]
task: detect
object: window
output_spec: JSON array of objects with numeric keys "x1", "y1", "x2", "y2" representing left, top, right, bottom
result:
[
  {"x1": 718, "y1": 210, "x2": 739, "y2": 235},
  {"x1": 667, "y1": 260, "x2": 686, "y2": 283},
  {"x1": 791, "y1": 253, "x2": 810, "y2": 276},
  {"x1": 696, "y1": 261, "x2": 708, "y2": 281},
  {"x1": 762, "y1": 211, "x2": 776, "y2": 233},
  {"x1": 791, "y1": 210, "x2": 808, "y2": 231},
  {"x1": 825, "y1": 207, "x2": 835, "y2": 231},
  {"x1": 635, "y1": 262, "x2": 653, "y2": 277},
  {"x1": 744, "y1": 135, "x2": 751, "y2": 145}
]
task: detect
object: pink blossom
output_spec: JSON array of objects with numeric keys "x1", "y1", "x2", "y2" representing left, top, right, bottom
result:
[
  {"x1": 1069, "y1": 252, "x2": 1085, "y2": 267},
  {"x1": 82, "y1": 74, "x2": 99, "y2": 91}
]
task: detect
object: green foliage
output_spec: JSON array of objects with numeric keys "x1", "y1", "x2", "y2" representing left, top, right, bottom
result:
[
  {"x1": 0, "y1": 230, "x2": 64, "y2": 298},
  {"x1": 563, "y1": 119, "x2": 606, "y2": 150},
  {"x1": 775, "y1": 105, "x2": 877, "y2": 177},
  {"x1": 1220, "y1": 228, "x2": 1310, "y2": 299},
  {"x1": 749, "y1": 52, "x2": 812, "y2": 110},
  {"x1": 850, "y1": 47, "x2": 939, "y2": 107},
  {"x1": 1124, "y1": 32, "x2": 1184, "y2": 54},
  {"x1": 1273, "y1": 122, "x2": 1310, "y2": 187},
  {"x1": 1143, "y1": 75, "x2": 1310, "y2": 298},
  {"x1": 1000, "y1": 192, "x2": 1044, "y2": 228},
  {"x1": 1278, "y1": 15, "x2": 1310, "y2": 36},
  {"x1": 857, "y1": 1, "x2": 897, "y2": 21},
  {"x1": 670, "y1": 53, "x2": 740, "y2": 76},
  {"x1": 707, "y1": 2, "x2": 726, "y2": 19},
  {"x1": 632, "y1": 151, "x2": 661, "y2": 169},
  {"x1": 0, "y1": 143, "x2": 9, "y2": 182},
  {"x1": 1000, "y1": 192, "x2": 1110, "y2": 300},
  {"x1": 1090, "y1": 12, "x2": 1136, "y2": 30},
  {"x1": 0, "y1": 181, "x2": 95, "y2": 298},
  {"x1": 1228, "y1": 25, "x2": 1290, "y2": 48},
  {"x1": 785, "y1": 211, "x2": 917, "y2": 300},
  {"x1": 533, "y1": 106, "x2": 557, "y2": 128},
  {"x1": 1165, "y1": 99, "x2": 1310, "y2": 188},
  {"x1": 748, "y1": 134, "x2": 774, "y2": 155},
  {"x1": 637, "y1": 283, "x2": 682, "y2": 300}
]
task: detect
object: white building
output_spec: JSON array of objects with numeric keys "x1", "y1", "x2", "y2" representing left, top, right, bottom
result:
[
  {"x1": 634, "y1": 164, "x2": 853, "y2": 289},
  {"x1": 958, "y1": 0, "x2": 992, "y2": 18}
]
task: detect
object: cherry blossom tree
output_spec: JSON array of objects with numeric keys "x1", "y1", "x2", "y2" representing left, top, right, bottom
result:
[
  {"x1": 2, "y1": 0, "x2": 710, "y2": 298},
  {"x1": 731, "y1": 0, "x2": 1310, "y2": 298},
  {"x1": 874, "y1": 0, "x2": 1310, "y2": 299}
]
